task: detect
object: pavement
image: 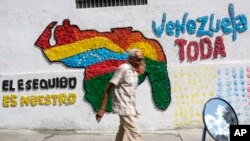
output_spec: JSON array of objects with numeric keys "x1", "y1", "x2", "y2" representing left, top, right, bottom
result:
[{"x1": 0, "y1": 128, "x2": 215, "y2": 141}]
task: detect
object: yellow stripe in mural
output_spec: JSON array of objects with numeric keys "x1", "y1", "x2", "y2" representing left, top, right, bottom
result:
[
  {"x1": 127, "y1": 42, "x2": 157, "y2": 61},
  {"x1": 44, "y1": 37, "x2": 125, "y2": 61}
]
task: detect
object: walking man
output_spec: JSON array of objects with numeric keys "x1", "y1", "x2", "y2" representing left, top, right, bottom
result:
[{"x1": 96, "y1": 48, "x2": 145, "y2": 141}]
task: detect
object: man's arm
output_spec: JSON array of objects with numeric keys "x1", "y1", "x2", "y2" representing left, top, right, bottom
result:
[{"x1": 96, "y1": 83, "x2": 115, "y2": 123}]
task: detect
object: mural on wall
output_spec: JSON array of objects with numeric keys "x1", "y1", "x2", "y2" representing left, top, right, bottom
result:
[
  {"x1": 1, "y1": 75, "x2": 78, "y2": 107},
  {"x1": 170, "y1": 64, "x2": 250, "y2": 127},
  {"x1": 170, "y1": 65, "x2": 217, "y2": 127},
  {"x1": 30, "y1": 3, "x2": 249, "y2": 128},
  {"x1": 35, "y1": 19, "x2": 171, "y2": 112},
  {"x1": 0, "y1": 1, "x2": 249, "y2": 130},
  {"x1": 215, "y1": 66, "x2": 250, "y2": 124},
  {"x1": 152, "y1": 3, "x2": 247, "y2": 62},
  {"x1": 151, "y1": 3, "x2": 249, "y2": 127}
]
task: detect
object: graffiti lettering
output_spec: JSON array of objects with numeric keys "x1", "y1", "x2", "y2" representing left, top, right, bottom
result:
[
  {"x1": 1, "y1": 77, "x2": 77, "y2": 92},
  {"x1": 175, "y1": 36, "x2": 226, "y2": 62},
  {"x1": 152, "y1": 3, "x2": 248, "y2": 41},
  {"x1": 2, "y1": 93, "x2": 77, "y2": 108},
  {"x1": 2, "y1": 94, "x2": 17, "y2": 107},
  {"x1": 197, "y1": 16, "x2": 213, "y2": 37},
  {"x1": 20, "y1": 93, "x2": 76, "y2": 107}
]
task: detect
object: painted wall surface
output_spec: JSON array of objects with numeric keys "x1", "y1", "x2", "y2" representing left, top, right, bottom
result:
[{"x1": 0, "y1": 0, "x2": 250, "y2": 131}]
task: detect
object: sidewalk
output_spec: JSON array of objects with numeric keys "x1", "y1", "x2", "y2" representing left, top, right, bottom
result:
[{"x1": 0, "y1": 128, "x2": 214, "y2": 141}]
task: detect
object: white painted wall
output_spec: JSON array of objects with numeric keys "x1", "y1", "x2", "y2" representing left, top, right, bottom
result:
[{"x1": 0, "y1": 0, "x2": 250, "y2": 131}]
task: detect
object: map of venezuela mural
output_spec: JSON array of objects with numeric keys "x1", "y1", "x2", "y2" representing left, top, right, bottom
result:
[{"x1": 35, "y1": 19, "x2": 171, "y2": 112}]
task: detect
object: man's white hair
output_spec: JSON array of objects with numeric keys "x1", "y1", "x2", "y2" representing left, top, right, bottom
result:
[{"x1": 128, "y1": 49, "x2": 141, "y2": 58}]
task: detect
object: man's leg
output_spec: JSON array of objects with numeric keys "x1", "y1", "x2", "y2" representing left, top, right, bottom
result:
[
  {"x1": 116, "y1": 115, "x2": 142, "y2": 141},
  {"x1": 115, "y1": 124, "x2": 127, "y2": 141},
  {"x1": 115, "y1": 116, "x2": 127, "y2": 141}
]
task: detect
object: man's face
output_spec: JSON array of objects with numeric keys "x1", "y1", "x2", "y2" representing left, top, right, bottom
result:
[{"x1": 130, "y1": 51, "x2": 144, "y2": 68}]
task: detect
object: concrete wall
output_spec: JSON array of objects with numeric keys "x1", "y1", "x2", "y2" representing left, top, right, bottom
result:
[{"x1": 0, "y1": 0, "x2": 249, "y2": 131}]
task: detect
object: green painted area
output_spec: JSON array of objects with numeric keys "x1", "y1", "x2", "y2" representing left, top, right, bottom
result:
[
  {"x1": 144, "y1": 59, "x2": 171, "y2": 110},
  {"x1": 84, "y1": 58, "x2": 171, "y2": 112},
  {"x1": 84, "y1": 72, "x2": 114, "y2": 112}
]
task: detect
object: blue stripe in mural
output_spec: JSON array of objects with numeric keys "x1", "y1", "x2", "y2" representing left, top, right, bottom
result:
[{"x1": 61, "y1": 48, "x2": 128, "y2": 67}]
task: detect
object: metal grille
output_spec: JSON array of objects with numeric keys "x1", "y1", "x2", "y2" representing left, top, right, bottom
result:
[{"x1": 76, "y1": 0, "x2": 147, "y2": 8}]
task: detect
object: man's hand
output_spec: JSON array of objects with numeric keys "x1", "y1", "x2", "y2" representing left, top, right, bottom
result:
[
  {"x1": 96, "y1": 109, "x2": 105, "y2": 123},
  {"x1": 137, "y1": 60, "x2": 146, "y2": 74},
  {"x1": 96, "y1": 83, "x2": 114, "y2": 123}
]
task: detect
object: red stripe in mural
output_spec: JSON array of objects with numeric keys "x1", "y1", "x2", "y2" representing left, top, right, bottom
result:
[{"x1": 85, "y1": 60, "x2": 126, "y2": 80}]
